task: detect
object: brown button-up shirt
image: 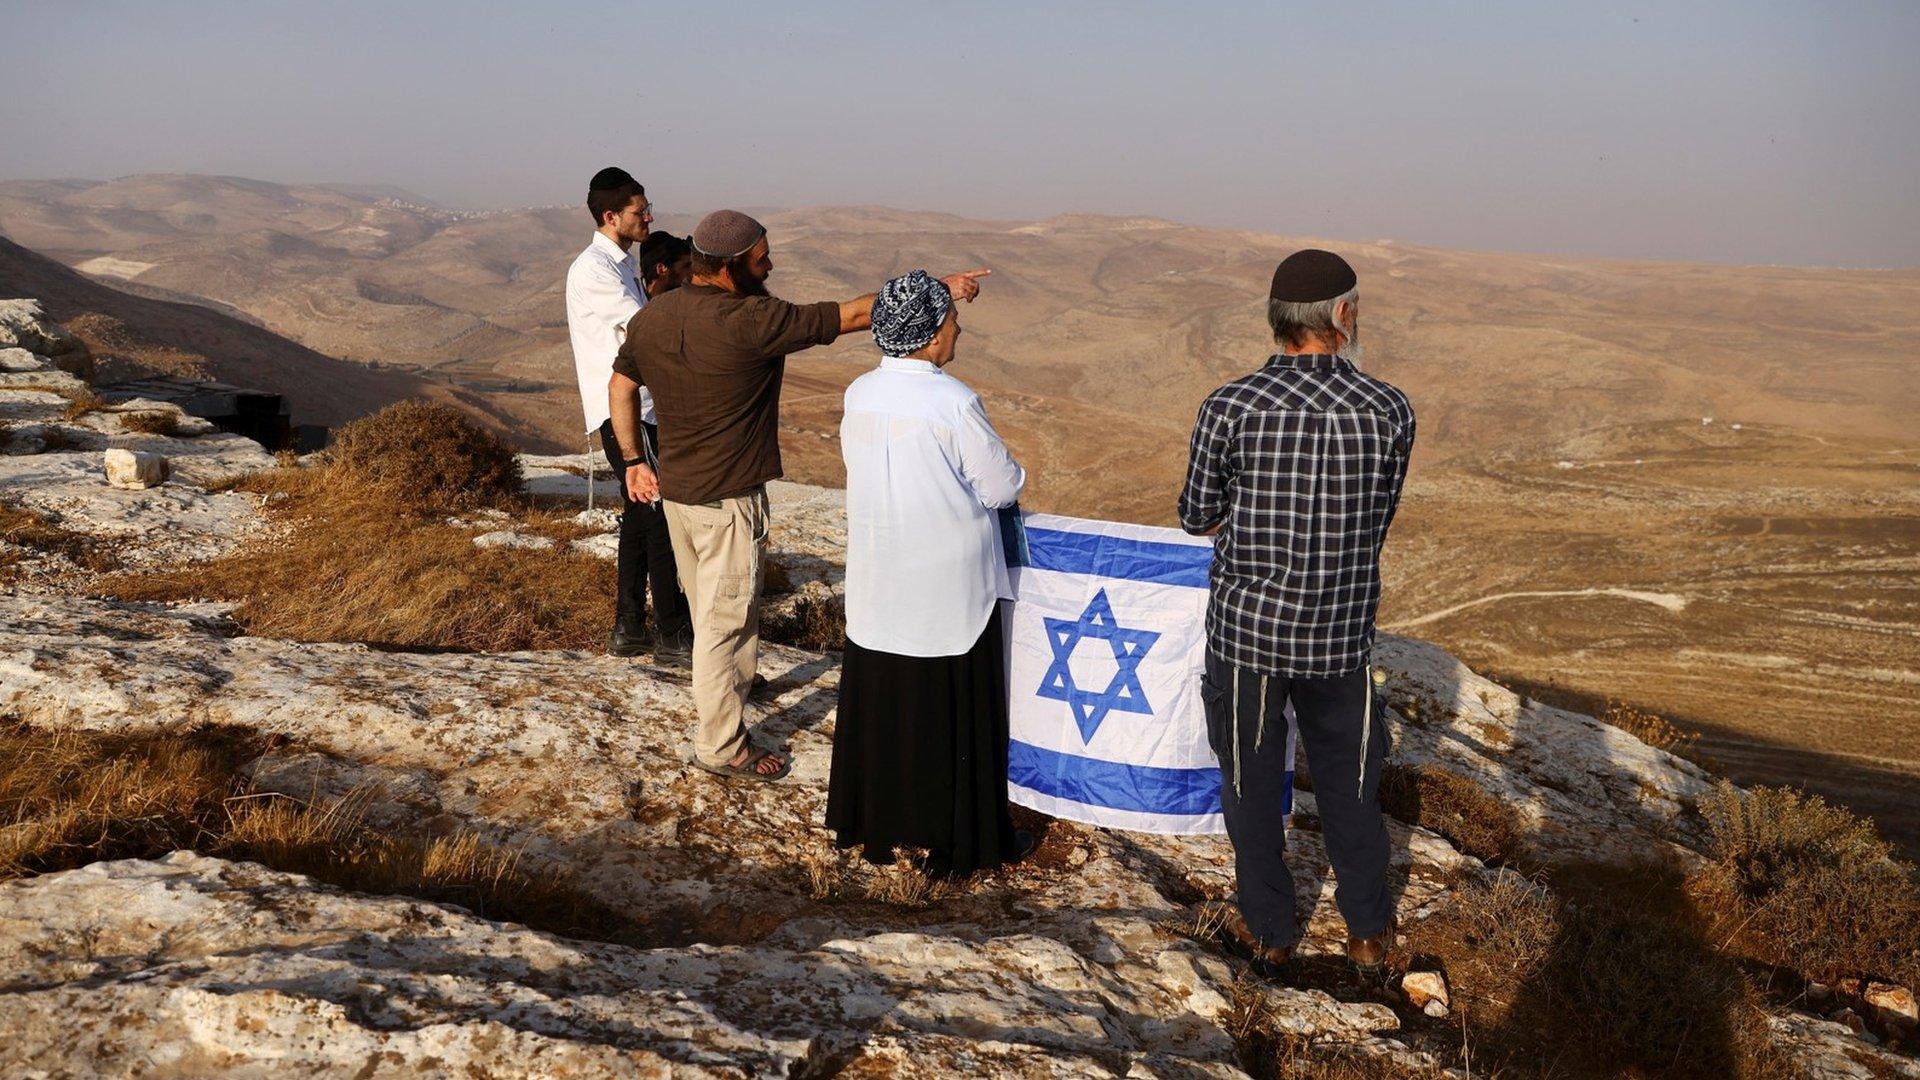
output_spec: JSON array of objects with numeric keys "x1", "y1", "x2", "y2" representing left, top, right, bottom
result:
[{"x1": 614, "y1": 284, "x2": 841, "y2": 505}]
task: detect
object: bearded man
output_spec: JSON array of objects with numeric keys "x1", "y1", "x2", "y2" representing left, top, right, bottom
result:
[
  {"x1": 1178, "y1": 248, "x2": 1415, "y2": 977},
  {"x1": 609, "y1": 209, "x2": 987, "y2": 782}
]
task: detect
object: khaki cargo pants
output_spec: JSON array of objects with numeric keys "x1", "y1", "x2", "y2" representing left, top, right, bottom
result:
[{"x1": 662, "y1": 486, "x2": 768, "y2": 767}]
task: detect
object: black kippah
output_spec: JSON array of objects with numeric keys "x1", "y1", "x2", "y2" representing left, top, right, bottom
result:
[
  {"x1": 1269, "y1": 249, "x2": 1357, "y2": 303},
  {"x1": 589, "y1": 166, "x2": 637, "y2": 192}
]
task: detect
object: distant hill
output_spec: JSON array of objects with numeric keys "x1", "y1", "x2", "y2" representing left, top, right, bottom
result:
[{"x1": 0, "y1": 232, "x2": 518, "y2": 433}]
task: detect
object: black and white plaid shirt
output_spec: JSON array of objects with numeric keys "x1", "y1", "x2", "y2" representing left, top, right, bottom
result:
[{"x1": 1179, "y1": 353, "x2": 1415, "y2": 676}]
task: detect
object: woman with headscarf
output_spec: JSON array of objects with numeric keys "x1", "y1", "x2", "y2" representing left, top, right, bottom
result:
[{"x1": 827, "y1": 270, "x2": 1034, "y2": 878}]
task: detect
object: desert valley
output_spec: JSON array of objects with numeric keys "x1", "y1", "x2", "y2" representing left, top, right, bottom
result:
[{"x1": 4, "y1": 173, "x2": 1914, "y2": 856}]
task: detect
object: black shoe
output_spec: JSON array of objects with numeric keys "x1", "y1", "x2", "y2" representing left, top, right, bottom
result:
[
  {"x1": 651, "y1": 631, "x2": 693, "y2": 669},
  {"x1": 1009, "y1": 829, "x2": 1038, "y2": 863},
  {"x1": 607, "y1": 619, "x2": 650, "y2": 658}
]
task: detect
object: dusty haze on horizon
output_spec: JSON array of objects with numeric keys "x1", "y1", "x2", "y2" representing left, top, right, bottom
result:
[{"x1": 2, "y1": 1, "x2": 1916, "y2": 268}]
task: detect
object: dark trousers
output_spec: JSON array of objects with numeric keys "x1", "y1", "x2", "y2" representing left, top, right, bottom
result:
[
  {"x1": 1202, "y1": 650, "x2": 1392, "y2": 948},
  {"x1": 597, "y1": 419, "x2": 691, "y2": 641}
]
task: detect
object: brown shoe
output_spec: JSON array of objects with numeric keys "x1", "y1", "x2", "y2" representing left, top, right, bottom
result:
[
  {"x1": 1346, "y1": 921, "x2": 1396, "y2": 974},
  {"x1": 1216, "y1": 908, "x2": 1292, "y2": 975}
]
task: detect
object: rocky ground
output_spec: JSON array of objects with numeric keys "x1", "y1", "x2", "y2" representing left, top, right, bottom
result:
[{"x1": 1, "y1": 296, "x2": 1914, "y2": 1077}]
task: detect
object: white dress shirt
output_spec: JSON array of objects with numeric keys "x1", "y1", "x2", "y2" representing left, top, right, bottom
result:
[
  {"x1": 564, "y1": 230, "x2": 654, "y2": 431},
  {"x1": 841, "y1": 356, "x2": 1027, "y2": 657}
]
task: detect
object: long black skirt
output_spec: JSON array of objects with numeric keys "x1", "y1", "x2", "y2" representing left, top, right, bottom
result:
[{"x1": 826, "y1": 607, "x2": 1018, "y2": 876}]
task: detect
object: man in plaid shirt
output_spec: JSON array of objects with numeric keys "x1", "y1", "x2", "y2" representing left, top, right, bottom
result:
[{"x1": 1179, "y1": 248, "x2": 1415, "y2": 977}]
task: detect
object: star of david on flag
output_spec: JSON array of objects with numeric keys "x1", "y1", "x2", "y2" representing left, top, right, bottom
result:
[
  {"x1": 1035, "y1": 589, "x2": 1161, "y2": 742},
  {"x1": 1000, "y1": 510, "x2": 1295, "y2": 835}
]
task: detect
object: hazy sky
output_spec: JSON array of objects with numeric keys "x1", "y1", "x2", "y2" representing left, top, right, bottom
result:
[{"x1": 3, "y1": 1, "x2": 1916, "y2": 266}]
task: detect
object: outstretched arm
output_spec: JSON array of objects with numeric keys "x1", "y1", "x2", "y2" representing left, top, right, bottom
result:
[{"x1": 834, "y1": 268, "x2": 991, "y2": 335}]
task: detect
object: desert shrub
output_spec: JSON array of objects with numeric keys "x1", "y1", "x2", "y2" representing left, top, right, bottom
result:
[
  {"x1": 64, "y1": 311, "x2": 211, "y2": 380},
  {"x1": 762, "y1": 587, "x2": 846, "y2": 651},
  {"x1": 102, "y1": 461, "x2": 613, "y2": 652},
  {"x1": 326, "y1": 399, "x2": 522, "y2": 510},
  {"x1": 0, "y1": 723, "x2": 641, "y2": 945},
  {"x1": 1601, "y1": 700, "x2": 1706, "y2": 765},
  {"x1": 1405, "y1": 868, "x2": 1793, "y2": 1079},
  {"x1": 1699, "y1": 782, "x2": 1920, "y2": 987},
  {"x1": 1377, "y1": 763, "x2": 1522, "y2": 865},
  {"x1": 117, "y1": 410, "x2": 184, "y2": 436},
  {"x1": 762, "y1": 556, "x2": 793, "y2": 596}
]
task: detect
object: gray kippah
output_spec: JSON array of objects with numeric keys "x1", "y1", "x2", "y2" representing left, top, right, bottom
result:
[{"x1": 692, "y1": 210, "x2": 766, "y2": 259}]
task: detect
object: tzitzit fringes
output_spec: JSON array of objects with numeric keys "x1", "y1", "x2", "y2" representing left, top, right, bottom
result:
[
  {"x1": 1255, "y1": 673, "x2": 1270, "y2": 752},
  {"x1": 1231, "y1": 665, "x2": 1243, "y2": 797},
  {"x1": 1358, "y1": 662, "x2": 1374, "y2": 793}
]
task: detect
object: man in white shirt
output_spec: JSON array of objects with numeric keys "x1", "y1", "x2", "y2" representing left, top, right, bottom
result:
[{"x1": 564, "y1": 166, "x2": 691, "y2": 664}]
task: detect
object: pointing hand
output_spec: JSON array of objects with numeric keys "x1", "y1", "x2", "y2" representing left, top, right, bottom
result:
[{"x1": 941, "y1": 268, "x2": 991, "y2": 303}]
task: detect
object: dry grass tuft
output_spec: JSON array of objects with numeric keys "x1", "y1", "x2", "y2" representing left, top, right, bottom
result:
[
  {"x1": 116, "y1": 410, "x2": 185, "y2": 436},
  {"x1": 0, "y1": 723, "x2": 643, "y2": 945},
  {"x1": 0, "y1": 501, "x2": 118, "y2": 578},
  {"x1": 102, "y1": 459, "x2": 613, "y2": 653},
  {"x1": 1377, "y1": 763, "x2": 1522, "y2": 866},
  {"x1": 0, "y1": 724, "x2": 248, "y2": 875},
  {"x1": 1226, "y1": 972, "x2": 1453, "y2": 1078},
  {"x1": 325, "y1": 399, "x2": 522, "y2": 510},
  {"x1": 1601, "y1": 700, "x2": 1706, "y2": 765},
  {"x1": 59, "y1": 389, "x2": 104, "y2": 420},
  {"x1": 862, "y1": 859, "x2": 950, "y2": 907},
  {"x1": 1698, "y1": 782, "x2": 1920, "y2": 989}
]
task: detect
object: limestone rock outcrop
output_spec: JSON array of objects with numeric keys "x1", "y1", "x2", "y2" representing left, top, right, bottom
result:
[
  {"x1": 103, "y1": 447, "x2": 169, "y2": 489},
  {"x1": 0, "y1": 298, "x2": 91, "y2": 379}
]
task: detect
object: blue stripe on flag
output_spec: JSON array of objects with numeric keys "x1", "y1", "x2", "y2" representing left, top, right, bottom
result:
[
  {"x1": 1021, "y1": 526, "x2": 1212, "y2": 587},
  {"x1": 1009, "y1": 739, "x2": 1222, "y2": 816}
]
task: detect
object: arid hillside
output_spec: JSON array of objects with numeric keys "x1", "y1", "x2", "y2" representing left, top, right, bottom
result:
[
  {"x1": 3, "y1": 173, "x2": 1916, "y2": 850},
  {"x1": 0, "y1": 232, "x2": 522, "y2": 434}
]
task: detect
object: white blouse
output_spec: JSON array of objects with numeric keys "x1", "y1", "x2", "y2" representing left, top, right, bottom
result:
[{"x1": 840, "y1": 356, "x2": 1026, "y2": 657}]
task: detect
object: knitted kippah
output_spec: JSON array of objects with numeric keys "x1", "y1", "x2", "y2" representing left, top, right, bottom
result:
[
  {"x1": 1269, "y1": 249, "x2": 1357, "y2": 302},
  {"x1": 870, "y1": 270, "x2": 952, "y2": 357},
  {"x1": 692, "y1": 210, "x2": 766, "y2": 259}
]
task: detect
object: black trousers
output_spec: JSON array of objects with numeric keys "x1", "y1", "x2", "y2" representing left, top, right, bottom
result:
[
  {"x1": 1202, "y1": 650, "x2": 1392, "y2": 948},
  {"x1": 597, "y1": 419, "x2": 691, "y2": 640}
]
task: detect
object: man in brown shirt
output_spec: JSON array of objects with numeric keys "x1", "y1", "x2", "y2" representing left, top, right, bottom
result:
[{"x1": 610, "y1": 209, "x2": 986, "y2": 781}]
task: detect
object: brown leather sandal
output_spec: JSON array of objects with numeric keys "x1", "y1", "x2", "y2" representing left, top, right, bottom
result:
[{"x1": 693, "y1": 745, "x2": 791, "y2": 783}]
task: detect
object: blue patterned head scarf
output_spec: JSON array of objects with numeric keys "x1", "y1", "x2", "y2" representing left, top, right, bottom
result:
[{"x1": 870, "y1": 270, "x2": 953, "y2": 357}]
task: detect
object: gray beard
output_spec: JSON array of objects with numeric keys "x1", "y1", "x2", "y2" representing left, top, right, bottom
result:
[{"x1": 1335, "y1": 320, "x2": 1363, "y2": 366}]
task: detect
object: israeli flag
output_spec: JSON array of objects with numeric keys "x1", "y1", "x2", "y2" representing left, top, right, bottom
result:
[{"x1": 1001, "y1": 511, "x2": 1294, "y2": 835}]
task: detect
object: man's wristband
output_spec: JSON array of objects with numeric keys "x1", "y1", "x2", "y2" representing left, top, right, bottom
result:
[{"x1": 621, "y1": 455, "x2": 647, "y2": 468}]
